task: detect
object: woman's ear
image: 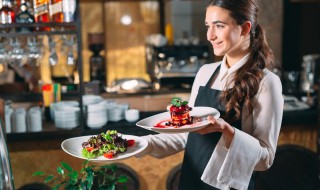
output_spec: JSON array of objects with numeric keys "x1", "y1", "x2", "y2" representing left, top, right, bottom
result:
[{"x1": 241, "y1": 21, "x2": 252, "y2": 36}]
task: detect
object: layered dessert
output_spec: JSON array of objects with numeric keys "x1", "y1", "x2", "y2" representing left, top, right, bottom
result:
[{"x1": 166, "y1": 97, "x2": 193, "y2": 127}]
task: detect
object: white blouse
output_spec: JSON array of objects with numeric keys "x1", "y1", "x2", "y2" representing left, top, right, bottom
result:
[{"x1": 138, "y1": 55, "x2": 284, "y2": 190}]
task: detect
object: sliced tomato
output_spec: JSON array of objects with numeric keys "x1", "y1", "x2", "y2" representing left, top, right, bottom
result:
[
  {"x1": 127, "y1": 140, "x2": 135, "y2": 147},
  {"x1": 86, "y1": 147, "x2": 95, "y2": 152},
  {"x1": 103, "y1": 152, "x2": 114, "y2": 159}
]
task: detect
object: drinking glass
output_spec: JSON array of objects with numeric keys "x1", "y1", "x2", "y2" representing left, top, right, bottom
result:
[
  {"x1": 49, "y1": 37, "x2": 58, "y2": 66},
  {"x1": 63, "y1": 35, "x2": 76, "y2": 66},
  {"x1": 27, "y1": 36, "x2": 44, "y2": 67},
  {"x1": 7, "y1": 38, "x2": 27, "y2": 67},
  {"x1": 0, "y1": 42, "x2": 8, "y2": 75}
]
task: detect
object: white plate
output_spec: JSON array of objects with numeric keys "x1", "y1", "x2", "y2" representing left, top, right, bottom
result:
[
  {"x1": 61, "y1": 134, "x2": 148, "y2": 162},
  {"x1": 136, "y1": 107, "x2": 220, "y2": 134}
]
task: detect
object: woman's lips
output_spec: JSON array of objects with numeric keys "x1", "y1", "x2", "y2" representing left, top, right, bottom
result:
[{"x1": 212, "y1": 42, "x2": 222, "y2": 48}]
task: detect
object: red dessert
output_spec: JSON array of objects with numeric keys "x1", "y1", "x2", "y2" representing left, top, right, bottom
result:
[{"x1": 166, "y1": 97, "x2": 193, "y2": 127}]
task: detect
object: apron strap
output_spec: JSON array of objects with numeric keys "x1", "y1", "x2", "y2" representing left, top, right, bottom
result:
[{"x1": 205, "y1": 64, "x2": 221, "y2": 87}]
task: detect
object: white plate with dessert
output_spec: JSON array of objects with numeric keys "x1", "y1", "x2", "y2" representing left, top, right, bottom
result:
[{"x1": 136, "y1": 98, "x2": 220, "y2": 134}]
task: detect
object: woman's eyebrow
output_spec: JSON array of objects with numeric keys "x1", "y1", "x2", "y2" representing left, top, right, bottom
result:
[
  {"x1": 205, "y1": 20, "x2": 226, "y2": 25},
  {"x1": 212, "y1": 20, "x2": 226, "y2": 24}
]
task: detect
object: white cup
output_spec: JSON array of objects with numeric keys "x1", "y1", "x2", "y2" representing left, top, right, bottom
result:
[
  {"x1": 5, "y1": 107, "x2": 13, "y2": 133},
  {"x1": 125, "y1": 109, "x2": 140, "y2": 123},
  {"x1": 12, "y1": 108, "x2": 27, "y2": 133},
  {"x1": 27, "y1": 106, "x2": 42, "y2": 132}
]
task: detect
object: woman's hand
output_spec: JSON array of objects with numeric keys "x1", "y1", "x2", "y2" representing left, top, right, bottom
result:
[{"x1": 194, "y1": 115, "x2": 235, "y2": 148}]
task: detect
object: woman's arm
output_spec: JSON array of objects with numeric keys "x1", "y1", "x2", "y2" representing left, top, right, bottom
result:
[
  {"x1": 136, "y1": 133, "x2": 188, "y2": 158},
  {"x1": 249, "y1": 70, "x2": 284, "y2": 170}
]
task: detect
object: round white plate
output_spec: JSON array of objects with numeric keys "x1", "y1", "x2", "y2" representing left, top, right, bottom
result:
[
  {"x1": 136, "y1": 107, "x2": 220, "y2": 134},
  {"x1": 61, "y1": 134, "x2": 148, "y2": 162}
]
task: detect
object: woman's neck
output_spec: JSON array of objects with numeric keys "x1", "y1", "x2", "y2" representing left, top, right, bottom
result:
[{"x1": 225, "y1": 49, "x2": 250, "y2": 68}]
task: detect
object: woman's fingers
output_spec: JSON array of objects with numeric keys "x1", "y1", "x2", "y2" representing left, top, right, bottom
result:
[
  {"x1": 207, "y1": 115, "x2": 224, "y2": 128},
  {"x1": 207, "y1": 115, "x2": 217, "y2": 123}
]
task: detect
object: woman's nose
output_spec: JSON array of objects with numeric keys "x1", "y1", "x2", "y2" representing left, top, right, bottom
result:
[{"x1": 207, "y1": 28, "x2": 216, "y2": 41}]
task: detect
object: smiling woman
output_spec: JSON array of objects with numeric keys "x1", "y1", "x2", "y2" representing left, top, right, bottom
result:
[{"x1": 136, "y1": 0, "x2": 283, "y2": 189}]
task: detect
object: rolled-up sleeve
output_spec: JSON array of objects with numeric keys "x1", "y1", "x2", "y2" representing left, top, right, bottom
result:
[{"x1": 201, "y1": 70, "x2": 284, "y2": 190}]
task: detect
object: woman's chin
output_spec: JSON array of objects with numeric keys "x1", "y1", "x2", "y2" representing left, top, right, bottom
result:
[{"x1": 213, "y1": 50, "x2": 224, "y2": 57}]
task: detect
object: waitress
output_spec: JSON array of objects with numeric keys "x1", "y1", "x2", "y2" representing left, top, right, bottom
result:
[{"x1": 138, "y1": 0, "x2": 283, "y2": 189}]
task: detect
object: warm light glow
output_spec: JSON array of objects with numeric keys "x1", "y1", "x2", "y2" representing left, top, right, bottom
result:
[
  {"x1": 120, "y1": 15, "x2": 132, "y2": 25},
  {"x1": 122, "y1": 79, "x2": 139, "y2": 90},
  {"x1": 0, "y1": 64, "x2": 4, "y2": 73}
]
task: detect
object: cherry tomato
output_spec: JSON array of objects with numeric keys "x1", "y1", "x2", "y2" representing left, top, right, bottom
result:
[
  {"x1": 103, "y1": 152, "x2": 114, "y2": 159},
  {"x1": 86, "y1": 147, "x2": 95, "y2": 152},
  {"x1": 127, "y1": 140, "x2": 135, "y2": 147}
]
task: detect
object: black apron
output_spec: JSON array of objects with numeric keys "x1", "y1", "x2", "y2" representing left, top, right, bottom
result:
[{"x1": 178, "y1": 65, "x2": 255, "y2": 190}]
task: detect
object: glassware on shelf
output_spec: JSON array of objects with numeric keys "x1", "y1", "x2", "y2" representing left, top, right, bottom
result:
[
  {"x1": 48, "y1": 37, "x2": 58, "y2": 66},
  {"x1": 7, "y1": 38, "x2": 27, "y2": 67},
  {"x1": 64, "y1": 36, "x2": 76, "y2": 83},
  {"x1": 62, "y1": 0, "x2": 76, "y2": 22},
  {"x1": 49, "y1": 0, "x2": 63, "y2": 23},
  {"x1": 64, "y1": 35, "x2": 75, "y2": 66},
  {"x1": 15, "y1": 0, "x2": 35, "y2": 33},
  {"x1": 50, "y1": 36, "x2": 76, "y2": 84},
  {"x1": 0, "y1": 42, "x2": 8, "y2": 76},
  {"x1": 11, "y1": 0, "x2": 21, "y2": 16},
  {"x1": 33, "y1": 0, "x2": 50, "y2": 31},
  {"x1": 27, "y1": 36, "x2": 44, "y2": 67},
  {"x1": 0, "y1": 0, "x2": 15, "y2": 35}
]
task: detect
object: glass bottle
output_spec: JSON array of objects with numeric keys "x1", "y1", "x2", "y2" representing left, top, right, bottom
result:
[
  {"x1": 48, "y1": 0, "x2": 62, "y2": 23},
  {"x1": 0, "y1": 0, "x2": 15, "y2": 25},
  {"x1": 0, "y1": 0, "x2": 15, "y2": 37},
  {"x1": 33, "y1": 0, "x2": 49, "y2": 30},
  {"x1": 15, "y1": 0, "x2": 35, "y2": 32},
  {"x1": 12, "y1": 0, "x2": 21, "y2": 16},
  {"x1": 62, "y1": 0, "x2": 76, "y2": 22}
]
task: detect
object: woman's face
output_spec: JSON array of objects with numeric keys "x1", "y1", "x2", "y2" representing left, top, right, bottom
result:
[{"x1": 205, "y1": 6, "x2": 247, "y2": 57}]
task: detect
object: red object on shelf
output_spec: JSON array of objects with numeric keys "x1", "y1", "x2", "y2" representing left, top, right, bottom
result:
[
  {"x1": 49, "y1": 0, "x2": 63, "y2": 23},
  {"x1": 33, "y1": 0, "x2": 50, "y2": 31},
  {"x1": 42, "y1": 84, "x2": 52, "y2": 91},
  {"x1": 0, "y1": 0, "x2": 15, "y2": 25}
]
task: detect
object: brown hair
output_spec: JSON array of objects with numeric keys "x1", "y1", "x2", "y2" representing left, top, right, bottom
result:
[{"x1": 208, "y1": 0, "x2": 278, "y2": 120}]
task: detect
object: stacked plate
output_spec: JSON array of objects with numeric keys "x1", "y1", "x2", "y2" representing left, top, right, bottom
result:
[
  {"x1": 82, "y1": 95, "x2": 104, "y2": 108},
  {"x1": 106, "y1": 105, "x2": 123, "y2": 122},
  {"x1": 54, "y1": 104, "x2": 80, "y2": 129},
  {"x1": 86, "y1": 100, "x2": 108, "y2": 129},
  {"x1": 82, "y1": 95, "x2": 110, "y2": 129},
  {"x1": 50, "y1": 101, "x2": 79, "y2": 121},
  {"x1": 105, "y1": 102, "x2": 129, "y2": 122}
]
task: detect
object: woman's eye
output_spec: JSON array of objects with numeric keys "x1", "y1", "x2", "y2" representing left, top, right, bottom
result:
[{"x1": 216, "y1": 25, "x2": 224, "y2": 29}]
